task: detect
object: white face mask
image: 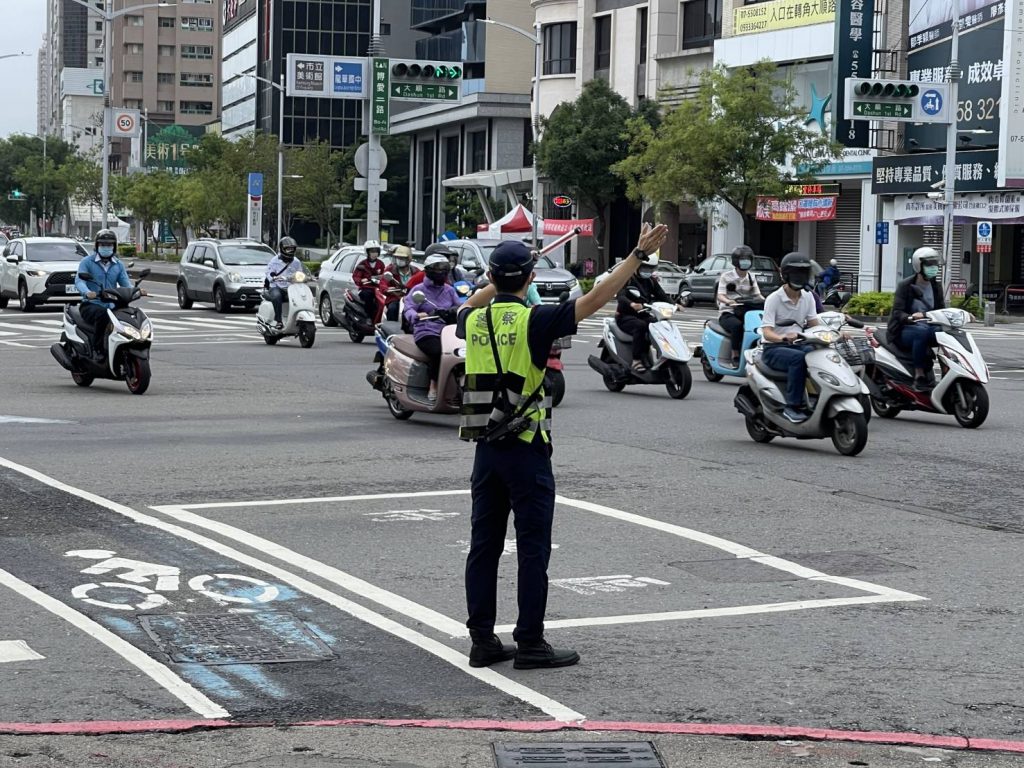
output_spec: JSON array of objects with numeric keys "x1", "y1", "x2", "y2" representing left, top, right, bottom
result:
[{"x1": 737, "y1": 259, "x2": 752, "y2": 271}]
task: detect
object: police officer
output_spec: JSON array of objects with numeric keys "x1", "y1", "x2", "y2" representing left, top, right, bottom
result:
[{"x1": 458, "y1": 223, "x2": 669, "y2": 670}]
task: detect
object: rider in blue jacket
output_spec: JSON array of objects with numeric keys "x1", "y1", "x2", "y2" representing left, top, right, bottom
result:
[{"x1": 74, "y1": 229, "x2": 137, "y2": 359}]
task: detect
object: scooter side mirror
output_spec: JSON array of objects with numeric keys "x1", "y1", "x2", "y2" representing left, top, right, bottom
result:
[
  {"x1": 558, "y1": 290, "x2": 570, "y2": 303},
  {"x1": 410, "y1": 290, "x2": 426, "y2": 306},
  {"x1": 137, "y1": 268, "x2": 151, "y2": 279},
  {"x1": 626, "y1": 287, "x2": 643, "y2": 302}
]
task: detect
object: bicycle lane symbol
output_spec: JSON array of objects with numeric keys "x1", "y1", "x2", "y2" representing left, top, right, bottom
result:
[{"x1": 65, "y1": 549, "x2": 280, "y2": 611}]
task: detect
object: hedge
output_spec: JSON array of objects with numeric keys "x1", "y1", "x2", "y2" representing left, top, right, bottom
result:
[{"x1": 845, "y1": 290, "x2": 985, "y2": 319}]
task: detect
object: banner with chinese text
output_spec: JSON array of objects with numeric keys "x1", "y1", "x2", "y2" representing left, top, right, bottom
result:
[{"x1": 756, "y1": 196, "x2": 838, "y2": 221}]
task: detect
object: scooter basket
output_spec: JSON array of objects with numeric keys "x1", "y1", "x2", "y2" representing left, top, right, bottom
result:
[{"x1": 835, "y1": 337, "x2": 874, "y2": 367}]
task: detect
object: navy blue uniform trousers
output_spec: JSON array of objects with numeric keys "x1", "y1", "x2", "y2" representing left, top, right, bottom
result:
[{"x1": 466, "y1": 437, "x2": 555, "y2": 645}]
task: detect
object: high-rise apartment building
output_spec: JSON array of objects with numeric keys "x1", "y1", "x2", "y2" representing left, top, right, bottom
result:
[
  {"x1": 109, "y1": 0, "x2": 222, "y2": 171},
  {"x1": 37, "y1": 37, "x2": 51, "y2": 137},
  {"x1": 43, "y1": 0, "x2": 105, "y2": 134}
]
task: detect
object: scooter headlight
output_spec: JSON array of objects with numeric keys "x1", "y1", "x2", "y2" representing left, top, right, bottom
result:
[
  {"x1": 118, "y1": 324, "x2": 142, "y2": 340},
  {"x1": 655, "y1": 305, "x2": 674, "y2": 320},
  {"x1": 139, "y1": 319, "x2": 153, "y2": 340},
  {"x1": 815, "y1": 330, "x2": 838, "y2": 343},
  {"x1": 816, "y1": 371, "x2": 841, "y2": 387}
]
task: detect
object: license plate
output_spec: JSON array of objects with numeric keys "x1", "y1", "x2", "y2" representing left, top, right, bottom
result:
[
  {"x1": 64, "y1": 285, "x2": 78, "y2": 295},
  {"x1": 756, "y1": 275, "x2": 770, "y2": 283}
]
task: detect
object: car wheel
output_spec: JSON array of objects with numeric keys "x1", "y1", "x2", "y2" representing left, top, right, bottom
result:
[
  {"x1": 17, "y1": 281, "x2": 34, "y2": 312},
  {"x1": 319, "y1": 294, "x2": 338, "y2": 326},
  {"x1": 176, "y1": 281, "x2": 193, "y2": 309},
  {"x1": 213, "y1": 285, "x2": 229, "y2": 314}
]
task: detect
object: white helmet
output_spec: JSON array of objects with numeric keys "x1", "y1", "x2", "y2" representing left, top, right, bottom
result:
[
  {"x1": 830, "y1": 259, "x2": 838, "y2": 267},
  {"x1": 364, "y1": 239, "x2": 381, "y2": 255},
  {"x1": 423, "y1": 254, "x2": 450, "y2": 269},
  {"x1": 638, "y1": 252, "x2": 659, "y2": 277},
  {"x1": 911, "y1": 246, "x2": 940, "y2": 274}
]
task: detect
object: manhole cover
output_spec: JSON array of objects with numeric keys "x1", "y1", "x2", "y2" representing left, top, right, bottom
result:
[
  {"x1": 139, "y1": 612, "x2": 334, "y2": 665},
  {"x1": 493, "y1": 742, "x2": 665, "y2": 767}
]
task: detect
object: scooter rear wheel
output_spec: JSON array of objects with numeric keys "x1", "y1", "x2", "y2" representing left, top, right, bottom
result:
[
  {"x1": 830, "y1": 411, "x2": 868, "y2": 456},
  {"x1": 701, "y1": 353, "x2": 724, "y2": 382},
  {"x1": 870, "y1": 396, "x2": 901, "y2": 419},
  {"x1": 385, "y1": 390, "x2": 414, "y2": 420},
  {"x1": 349, "y1": 329, "x2": 365, "y2": 343},
  {"x1": 951, "y1": 380, "x2": 989, "y2": 429}
]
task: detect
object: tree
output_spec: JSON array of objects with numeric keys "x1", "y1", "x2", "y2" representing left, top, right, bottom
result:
[
  {"x1": 613, "y1": 61, "x2": 842, "y2": 241},
  {"x1": 289, "y1": 140, "x2": 342, "y2": 247},
  {"x1": 444, "y1": 190, "x2": 485, "y2": 238},
  {"x1": 536, "y1": 79, "x2": 652, "y2": 265}
]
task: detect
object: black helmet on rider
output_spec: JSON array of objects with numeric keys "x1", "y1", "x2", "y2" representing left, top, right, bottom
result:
[
  {"x1": 424, "y1": 242, "x2": 457, "y2": 265},
  {"x1": 780, "y1": 251, "x2": 813, "y2": 290},
  {"x1": 731, "y1": 244, "x2": 754, "y2": 272},
  {"x1": 279, "y1": 236, "x2": 298, "y2": 261},
  {"x1": 95, "y1": 229, "x2": 118, "y2": 260}
]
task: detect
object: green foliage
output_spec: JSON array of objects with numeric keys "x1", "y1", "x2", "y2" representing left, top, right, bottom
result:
[
  {"x1": 613, "y1": 62, "x2": 842, "y2": 239},
  {"x1": 578, "y1": 278, "x2": 595, "y2": 294},
  {"x1": 0, "y1": 134, "x2": 82, "y2": 233},
  {"x1": 117, "y1": 243, "x2": 137, "y2": 259},
  {"x1": 288, "y1": 140, "x2": 343, "y2": 247},
  {"x1": 443, "y1": 190, "x2": 485, "y2": 238},
  {"x1": 845, "y1": 291, "x2": 894, "y2": 316}
]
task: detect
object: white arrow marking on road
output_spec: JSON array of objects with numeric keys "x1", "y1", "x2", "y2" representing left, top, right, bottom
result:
[{"x1": 0, "y1": 640, "x2": 44, "y2": 663}]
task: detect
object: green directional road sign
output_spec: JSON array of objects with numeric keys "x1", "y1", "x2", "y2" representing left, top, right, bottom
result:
[
  {"x1": 371, "y1": 58, "x2": 390, "y2": 136},
  {"x1": 389, "y1": 82, "x2": 459, "y2": 102},
  {"x1": 852, "y1": 101, "x2": 913, "y2": 119}
]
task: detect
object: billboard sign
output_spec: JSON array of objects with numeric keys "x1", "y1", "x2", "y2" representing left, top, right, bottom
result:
[
  {"x1": 734, "y1": 0, "x2": 835, "y2": 36},
  {"x1": 999, "y1": 0, "x2": 1024, "y2": 186}
]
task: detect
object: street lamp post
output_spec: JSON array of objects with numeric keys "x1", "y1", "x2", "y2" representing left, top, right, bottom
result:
[
  {"x1": 941, "y1": 0, "x2": 962, "y2": 299},
  {"x1": 333, "y1": 203, "x2": 353, "y2": 247},
  {"x1": 242, "y1": 72, "x2": 287, "y2": 241},
  {"x1": 480, "y1": 18, "x2": 543, "y2": 249},
  {"x1": 66, "y1": 0, "x2": 175, "y2": 229}
]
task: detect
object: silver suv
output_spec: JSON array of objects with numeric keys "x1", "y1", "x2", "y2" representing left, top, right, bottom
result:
[{"x1": 177, "y1": 238, "x2": 278, "y2": 312}]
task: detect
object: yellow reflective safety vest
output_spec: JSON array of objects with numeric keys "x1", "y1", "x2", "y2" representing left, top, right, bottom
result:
[{"x1": 459, "y1": 302, "x2": 552, "y2": 444}]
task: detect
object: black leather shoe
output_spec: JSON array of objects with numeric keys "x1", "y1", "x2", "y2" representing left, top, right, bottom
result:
[
  {"x1": 513, "y1": 640, "x2": 580, "y2": 670},
  {"x1": 468, "y1": 634, "x2": 516, "y2": 668}
]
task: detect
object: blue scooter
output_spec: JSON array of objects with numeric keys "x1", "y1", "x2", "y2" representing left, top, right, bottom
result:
[{"x1": 695, "y1": 298, "x2": 764, "y2": 382}]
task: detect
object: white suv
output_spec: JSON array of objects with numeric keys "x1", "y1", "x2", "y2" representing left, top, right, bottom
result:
[{"x1": 0, "y1": 237, "x2": 90, "y2": 312}]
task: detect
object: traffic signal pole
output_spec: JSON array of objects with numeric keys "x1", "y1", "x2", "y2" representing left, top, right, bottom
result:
[
  {"x1": 365, "y1": 0, "x2": 383, "y2": 243},
  {"x1": 941, "y1": 0, "x2": 961, "y2": 299}
]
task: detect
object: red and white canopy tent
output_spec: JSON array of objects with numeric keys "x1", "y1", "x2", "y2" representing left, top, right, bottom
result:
[{"x1": 475, "y1": 204, "x2": 594, "y2": 262}]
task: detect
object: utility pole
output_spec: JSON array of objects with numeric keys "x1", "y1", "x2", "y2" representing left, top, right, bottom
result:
[
  {"x1": 940, "y1": 0, "x2": 962, "y2": 299},
  {"x1": 365, "y1": 0, "x2": 383, "y2": 242}
]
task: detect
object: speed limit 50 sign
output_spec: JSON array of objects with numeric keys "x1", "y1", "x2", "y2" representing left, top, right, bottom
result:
[{"x1": 108, "y1": 107, "x2": 141, "y2": 138}]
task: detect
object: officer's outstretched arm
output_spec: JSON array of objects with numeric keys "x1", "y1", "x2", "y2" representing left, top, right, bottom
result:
[{"x1": 574, "y1": 223, "x2": 668, "y2": 323}]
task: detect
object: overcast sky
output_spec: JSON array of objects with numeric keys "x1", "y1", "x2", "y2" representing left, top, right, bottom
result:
[{"x1": 2, "y1": 0, "x2": 47, "y2": 139}]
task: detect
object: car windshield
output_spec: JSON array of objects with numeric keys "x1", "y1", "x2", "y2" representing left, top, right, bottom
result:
[
  {"x1": 535, "y1": 255, "x2": 555, "y2": 270},
  {"x1": 25, "y1": 242, "x2": 87, "y2": 261},
  {"x1": 753, "y1": 257, "x2": 776, "y2": 272},
  {"x1": 219, "y1": 245, "x2": 276, "y2": 265}
]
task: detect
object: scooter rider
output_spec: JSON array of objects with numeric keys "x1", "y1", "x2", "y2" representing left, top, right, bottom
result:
[
  {"x1": 385, "y1": 245, "x2": 419, "y2": 321},
  {"x1": 818, "y1": 259, "x2": 841, "y2": 294},
  {"x1": 406, "y1": 243, "x2": 466, "y2": 290},
  {"x1": 458, "y1": 223, "x2": 669, "y2": 671},
  {"x1": 716, "y1": 245, "x2": 764, "y2": 367},
  {"x1": 760, "y1": 252, "x2": 820, "y2": 424},
  {"x1": 75, "y1": 229, "x2": 141, "y2": 359},
  {"x1": 615, "y1": 254, "x2": 682, "y2": 373},
  {"x1": 353, "y1": 240, "x2": 387, "y2": 319},
  {"x1": 889, "y1": 246, "x2": 946, "y2": 389},
  {"x1": 405, "y1": 254, "x2": 459, "y2": 402},
  {"x1": 265, "y1": 236, "x2": 304, "y2": 330}
]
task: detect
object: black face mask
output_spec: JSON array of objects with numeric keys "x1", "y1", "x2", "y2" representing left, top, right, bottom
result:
[
  {"x1": 428, "y1": 271, "x2": 448, "y2": 286},
  {"x1": 281, "y1": 252, "x2": 295, "y2": 262}
]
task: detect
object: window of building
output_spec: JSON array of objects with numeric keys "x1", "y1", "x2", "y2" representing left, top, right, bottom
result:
[
  {"x1": 444, "y1": 135, "x2": 460, "y2": 178},
  {"x1": 157, "y1": 72, "x2": 174, "y2": 84},
  {"x1": 381, "y1": 22, "x2": 391, "y2": 35},
  {"x1": 681, "y1": 0, "x2": 722, "y2": 49},
  {"x1": 94, "y1": 57, "x2": 103, "y2": 66},
  {"x1": 468, "y1": 130, "x2": 487, "y2": 173},
  {"x1": 179, "y1": 16, "x2": 213, "y2": 31},
  {"x1": 158, "y1": 44, "x2": 174, "y2": 57},
  {"x1": 179, "y1": 100, "x2": 213, "y2": 115},
  {"x1": 126, "y1": 14, "x2": 144, "y2": 26},
  {"x1": 180, "y1": 72, "x2": 213, "y2": 88},
  {"x1": 157, "y1": 100, "x2": 174, "y2": 112},
  {"x1": 181, "y1": 44, "x2": 214, "y2": 59},
  {"x1": 126, "y1": 43, "x2": 143, "y2": 54},
  {"x1": 420, "y1": 140, "x2": 436, "y2": 247},
  {"x1": 125, "y1": 71, "x2": 143, "y2": 82},
  {"x1": 637, "y1": 7, "x2": 648, "y2": 98},
  {"x1": 123, "y1": 99, "x2": 142, "y2": 109},
  {"x1": 93, "y1": 38, "x2": 103, "y2": 49},
  {"x1": 594, "y1": 15, "x2": 611, "y2": 78},
  {"x1": 542, "y1": 22, "x2": 577, "y2": 75},
  {"x1": 158, "y1": 16, "x2": 175, "y2": 28},
  {"x1": 94, "y1": 21, "x2": 102, "y2": 31}
]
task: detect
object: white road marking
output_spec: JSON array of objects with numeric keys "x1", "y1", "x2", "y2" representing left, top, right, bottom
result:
[
  {"x1": 0, "y1": 640, "x2": 44, "y2": 663},
  {"x1": 0, "y1": 565, "x2": 226, "y2": 718},
  {"x1": 0, "y1": 461, "x2": 581, "y2": 723},
  {"x1": 172, "y1": 489, "x2": 471, "y2": 511},
  {"x1": 0, "y1": 416, "x2": 73, "y2": 424}
]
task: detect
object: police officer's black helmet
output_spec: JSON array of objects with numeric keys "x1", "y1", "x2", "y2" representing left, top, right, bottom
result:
[
  {"x1": 488, "y1": 241, "x2": 535, "y2": 278},
  {"x1": 424, "y1": 242, "x2": 456, "y2": 259},
  {"x1": 279, "y1": 236, "x2": 297, "y2": 257},
  {"x1": 95, "y1": 229, "x2": 117, "y2": 249},
  {"x1": 731, "y1": 245, "x2": 754, "y2": 269},
  {"x1": 780, "y1": 251, "x2": 813, "y2": 286}
]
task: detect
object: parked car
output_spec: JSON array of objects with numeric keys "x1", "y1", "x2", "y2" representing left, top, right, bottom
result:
[
  {"x1": 176, "y1": 238, "x2": 278, "y2": 312},
  {"x1": 0, "y1": 236, "x2": 89, "y2": 311},
  {"x1": 680, "y1": 253, "x2": 781, "y2": 305},
  {"x1": 445, "y1": 239, "x2": 583, "y2": 303},
  {"x1": 316, "y1": 245, "x2": 424, "y2": 326}
]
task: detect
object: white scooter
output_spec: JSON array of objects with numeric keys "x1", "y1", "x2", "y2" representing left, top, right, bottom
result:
[
  {"x1": 257, "y1": 271, "x2": 316, "y2": 347},
  {"x1": 587, "y1": 290, "x2": 693, "y2": 399},
  {"x1": 862, "y1": 307, "x2": 989, "y2": 428},
  {"x1": 734, "y1": 317, "x2": 871, "y2": 456}
]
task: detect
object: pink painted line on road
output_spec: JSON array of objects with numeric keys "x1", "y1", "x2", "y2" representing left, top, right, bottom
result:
[{"x1": 2, "y1": 717, "x2": 1023, "y2": 754}]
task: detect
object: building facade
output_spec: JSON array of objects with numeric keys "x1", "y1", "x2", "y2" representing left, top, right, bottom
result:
[{"x1": 43, "y1": 0, "x2": 105, "y2": 135}]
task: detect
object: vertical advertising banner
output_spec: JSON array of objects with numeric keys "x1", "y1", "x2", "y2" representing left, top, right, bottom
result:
[
  {"x1": 833, "y1": 0, "x2": 875, "y2": 147},
  {"x1": 246, "y1": 172, "x2": 264, "y2": 241},
  {"x1": 371, "y1": 58, "x2": 390, "y2": 136},
  {"x1": 999, "y1": 0, "x2": 1024, "y2": 186}
]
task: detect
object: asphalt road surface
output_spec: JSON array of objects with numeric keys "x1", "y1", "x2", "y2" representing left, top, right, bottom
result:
[{"x1": 2, "y1": 285, "x2": 1024, "y2": 766}]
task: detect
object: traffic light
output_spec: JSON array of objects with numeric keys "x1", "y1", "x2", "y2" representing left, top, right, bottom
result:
[
  {"x1": 6, "y1": 189, "x2": 25, "y2": 201},
  {"x1": 853, "y1": 80, "x2": 920, "y2": 98},
  {"x1": 390, "y1": 59, "x2": 462, "y2": 81}
]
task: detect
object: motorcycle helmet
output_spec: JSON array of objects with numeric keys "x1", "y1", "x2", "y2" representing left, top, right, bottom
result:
[
  {"x1": 731, "y1": 245, "x2": 754, "y2": 272},
  {"x1": 780, "y1": 252, "x2": 813, "y2": 290},
  {"x1": 637, "y1": 252, "x2": 660, "y2": 280},
  {"x1": 364, "y1": 239, "x2": 382, "y2": 260},
  {"x1": 829, "y1": 258, "x2": 838, "y2": 267},
  {"x1": 911, "y1": 246, "x2": 941, "y2": 279},
  {"x1": 95, "y1": 228, "x2": 117, "y2": 260},
  {"x1": 279, "y1": 236, "x2": 297, "y2": 261},
  {"x1": 423, "y1": 254, "x2": 451, "y2": 285},
  {"x1": 392, "y1": 244, "x2": 412, "y2": 268}
]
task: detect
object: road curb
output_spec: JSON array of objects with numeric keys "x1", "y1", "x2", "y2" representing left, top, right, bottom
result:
[{"x1": 2, "y1": 717, "x2": 1023, "y2": 754}]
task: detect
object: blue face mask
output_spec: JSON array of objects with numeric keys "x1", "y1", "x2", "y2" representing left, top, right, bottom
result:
[
  {"x1": 98, "y1": 245, "x2": 115, "y2": 258},
  {"x1": 923, "y1": 265, "x2": 939, "y2": 279}
]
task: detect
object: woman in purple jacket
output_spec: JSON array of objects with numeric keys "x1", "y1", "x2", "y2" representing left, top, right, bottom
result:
[{"x1": 405, "y1": 255, "x2": 460, "y2": 401}]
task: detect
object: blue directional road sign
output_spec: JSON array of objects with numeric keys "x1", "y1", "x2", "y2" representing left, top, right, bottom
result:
[
  {"x1": 875, "y1": 221, "x2": 889, "y2": 245},
  {"x1": 248, "y1": 172, "x2": 264, "y2": 198},
  {"x1": 920, "y1": 89, "x2": 943, "y2": 117},
  {"x1": 333, "y1": 61, "x2": 364, "y2": 95}
]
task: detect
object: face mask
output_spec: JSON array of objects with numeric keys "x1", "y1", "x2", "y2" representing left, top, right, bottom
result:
[
  {"x1": 638, "y1": 268, "x2": 655, "y2": 279},
  {"x1": 429, "y1": 272, "x2": 447, "y2": 286},
  {"x1": 737, "y1": 259, "x2": 752, "y2": 271},
  {"x1": 396, "y1": 259, "x2": 409, "y2": 269},
  {"x1": 923, "y1": 265, "x2": 939, "y2": 279},
  {"x1": 98, "y1": 245, "x2": 115, "y2": 259}
]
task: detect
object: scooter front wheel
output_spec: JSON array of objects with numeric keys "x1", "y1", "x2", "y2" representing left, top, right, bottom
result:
[
  {"x1": 870, "y1": 396, "x2": 901, "y2": 419},
  {"x1": 951, "y1": 380, "x2": 989, "y2": 429},
  {"x1": 545, "y1": 369, "x2": 566, "y2": 408},
  {"x1": 298, "y1": 321, "x2": 316, "y2": 348},
  {"x1": 666, "y1": 362, "x2": 692, "y2": 400},
  {"x1": 745, "y1": 416, "x2": 774, "y2": 443},
  {"x1": 348, "y1": 329, "x2": 365, "y2": 343},
  {"x1": 830, "y1": 411, "x2": 868, "y2": 456},
  {"x1": 124, "y1": 357, "x2": 151, "y2": 395},
  {"x1": 701, "y1": 353, "x2": 724, "y2": 382}
]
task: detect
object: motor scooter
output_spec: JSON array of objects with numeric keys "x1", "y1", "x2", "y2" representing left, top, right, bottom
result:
[
  {"x1": 339, "y1": 274, "x2": 401, "y2": 343},
  {"x1": 586, "y1": 289, "x2": 693, "y2": 399},
  {"x1": 817, "y1": 277, "x2": 852, "y2": 309},
  {"x1": 862, "y1": 307, "x2": 989, "y2": 428},
  {"x1": 50, "y1": 268, "x2": 154, "y2": 394},
  {"x1": 367, "y1": 290, "x2": 465, "y2": 420},
  {"x1": 733, "y1": 318, "x2": 871, "y2": 455},
  {"x1": 256, "y1": 271, "x2": 316, "y2": 347},
  {"x1": 695, "y1": 295, "x2": 764, "y2": 382}
]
